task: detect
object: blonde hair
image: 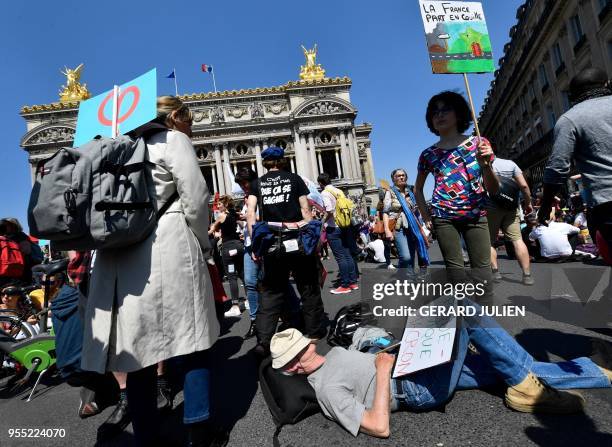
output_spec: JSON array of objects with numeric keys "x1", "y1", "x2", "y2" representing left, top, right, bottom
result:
[{"x1": 156, "y1": 96, "x2": 192, "y2": 127}]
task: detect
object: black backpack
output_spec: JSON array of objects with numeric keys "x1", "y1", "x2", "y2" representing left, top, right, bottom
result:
[
  {"x1": 491, "y1": 176, "x2": 521, "y2": 210},
  {"x1": 327, "y1": 303, "x2": 376, "y2": 348},
  {"x1": 258, "y1": 356, "x2": 320, "y2": 446}
]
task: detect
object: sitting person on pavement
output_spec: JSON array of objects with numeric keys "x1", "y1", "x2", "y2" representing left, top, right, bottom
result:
[
  {"x1": 529, "y1": 219, "x2": 580, "y2": 261},
  {"x1": 270, "y1": 313, "x2": 612, "y2": 439}
]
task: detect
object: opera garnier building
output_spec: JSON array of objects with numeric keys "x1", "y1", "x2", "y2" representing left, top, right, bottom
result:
[{"x1": 19, "y1": 46, "x2": 378, "y2": 209}]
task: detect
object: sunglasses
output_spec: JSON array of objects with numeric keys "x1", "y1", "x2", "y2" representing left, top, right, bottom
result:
[{"x1": 432, "y1": 106, "x2": 453, "y2": 117}]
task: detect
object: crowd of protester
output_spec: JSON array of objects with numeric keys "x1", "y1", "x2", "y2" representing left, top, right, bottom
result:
[{"x1": 0, "y1": 66, "x2": 610, "y2": 446}]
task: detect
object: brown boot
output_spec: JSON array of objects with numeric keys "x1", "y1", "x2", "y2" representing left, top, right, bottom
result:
[{"x1": 505, "y1": 372, "x2": 585, "y2": 414}]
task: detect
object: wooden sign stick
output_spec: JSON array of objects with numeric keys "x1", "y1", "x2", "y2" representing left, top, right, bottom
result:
[{"x1": 462, "y1": 73, "x2": 490, "y2": 166}]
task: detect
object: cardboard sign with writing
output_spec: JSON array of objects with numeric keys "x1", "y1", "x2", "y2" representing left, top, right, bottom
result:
[
  {"x1": 419, "y1": 1, "x2": 495, "y2": 74},
  {"x1": 392, "y1": 294, "x2": 456, "y2": 378}
]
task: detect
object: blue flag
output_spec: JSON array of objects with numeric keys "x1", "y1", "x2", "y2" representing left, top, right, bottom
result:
[{"x1": 166, "y1": 70, "x2": 176, "y2": 79}]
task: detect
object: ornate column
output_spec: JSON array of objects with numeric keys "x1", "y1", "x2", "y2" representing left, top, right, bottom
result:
[
  {"x1": 214, "y1": 145, "x2": 226, "y2": 195},
  {"x1": 254, "y1": 139, "x2": 264, "y2": 175},
  {"x1": 334, "y1": 149, "x2": 342, "y2": 178},
  {"x1": 307, "y1": 131, "x2": 318, "y2": 178},
  {"x1": 292, "y1": 128, "x2": 308, "y2": 177},
  {"x1": 222, "y1": 143, "x2": 232, "y2": 193},
  {"x1": 347, "y1": 126, "x2": 367, "y2": 180},
  {"x1": 250, "y1": 161, "x2": 255, "y2": 172},
  {"x1": 317, "y1": 150, "x2": 323, "y2": 174},
  {"x1": 290, "y1": 157, "x2": 296, "y2": 173},
  {"x1": 338, "y1": 128, "x2": 352, "y2": 180},
  {"x1": 232, "y1": 161, "x2": 237, "y2": 174},
  {"x1": 366, "y1": 147, "x2": 376, "y2": 186},
  {"x1": 347, "y1": 127, "x2": 361, "y2": 179},
  {"x1": 211, "y1": 165, "x2": 219, "y2": 194}
]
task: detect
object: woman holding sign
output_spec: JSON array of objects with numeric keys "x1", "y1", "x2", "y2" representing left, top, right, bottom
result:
[{"x1": 414, "y1": 91, "x2": 499, "y2": 299}]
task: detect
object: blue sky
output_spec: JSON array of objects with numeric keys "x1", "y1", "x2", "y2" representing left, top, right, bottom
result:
[{"x1": 0, "y1": 0, "x2": 523, "y2": 230}]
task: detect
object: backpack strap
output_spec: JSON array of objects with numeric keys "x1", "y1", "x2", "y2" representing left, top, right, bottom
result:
[
  {"x1": 324, "y1": 186, "x2": 340, "y2": 200},
  {"x1": 156, "y1": 192, "x2": 179, "y2": 220}
]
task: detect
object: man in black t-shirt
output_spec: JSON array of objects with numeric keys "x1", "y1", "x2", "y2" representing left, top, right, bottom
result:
[
  {"x1": 246, "y1": 147, "x2": 325, "y2": 355},
  {"x1": 249, "y1": 166, "x2": 310, "y2": 223}
]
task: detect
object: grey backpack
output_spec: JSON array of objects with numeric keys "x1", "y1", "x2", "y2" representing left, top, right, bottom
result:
[{"x1": 28, "y1": 126, "x2": 176, "y2": 251}]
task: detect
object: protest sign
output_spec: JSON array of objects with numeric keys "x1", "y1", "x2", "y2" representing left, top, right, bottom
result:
[
  {"x1": 73, "y1": 68, "x2": 157, "y2": 147},
  {"x1": 392, "y1": 294, "x2": 456, "y2": 378},
  {"x1": 419, "y1": 1, "x2": 495, "y2": 74}
]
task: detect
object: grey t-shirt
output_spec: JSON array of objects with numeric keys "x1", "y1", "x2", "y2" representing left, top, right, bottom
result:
[
  {"x1": 492, "y1": 157, "x2": 522, "y2": 179},
  {"x1": 544, "y1": 95, "x2": 612, "y2": 207},
  {"x1": 486, "y1": 157, "x2": 522, "y2": 208},
  {"x1": 307, "y1": 347, "x2": 377, "y2": 436}
]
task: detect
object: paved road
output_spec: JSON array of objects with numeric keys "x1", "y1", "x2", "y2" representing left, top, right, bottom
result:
[{"x1": 1, "y1": 244, "x2": 611, "y2": 447}]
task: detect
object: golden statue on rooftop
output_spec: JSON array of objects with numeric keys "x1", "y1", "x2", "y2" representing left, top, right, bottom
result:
[
  {"x1": 299, "y1": 44, "x2": 326, "y2": 81},
  {"x1": 59, "y1": 64, "x2": 91, "y2": 102}
]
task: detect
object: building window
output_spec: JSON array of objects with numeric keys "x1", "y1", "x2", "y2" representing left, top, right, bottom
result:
[
  {"x1": 320, "y1": 150, "x2": 340, "y2": 179},
  {"x1": 236, "y1": 144, "x2": 248, "y2": 156},
  {"x1": 552, "y1": 42, "x2": 564, "y2": 72},
  {"x1": 600, "y1": 0, "x2": 611, "y2": 22},
  {"x1": 561, "y1": 91, "x2": 572, "y2": 112},
  {"x1": 536, "y1": 123, "x2": 544, "y2": 139},
  {"x1": 570, "y1": 15, "x2": 584, "y2": 43},
  {"x1": 275, "y1": 140, "x2": 287, "y2": 149},
  {"x1": 546, "y1": 104, "x2": 556, "y2": 128},
  {"x1": 528, "y1": 78, "x2": 536, "y2": 102},
  {"x1": 539, "y1": 64, "x2": 549, "y2": 90},
  {"x1": 320, "y1": 132, "x2": 332, "y2": 144}
]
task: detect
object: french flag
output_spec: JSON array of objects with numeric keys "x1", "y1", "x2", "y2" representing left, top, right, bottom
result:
[{"x1": 201, "y1": 64, "x2": 213, "y2": 73}]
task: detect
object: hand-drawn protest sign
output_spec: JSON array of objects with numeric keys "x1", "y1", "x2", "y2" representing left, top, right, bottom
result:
[
  {"x1": 392, "y1": 294, "x2": 457, "y2": 378},
  {"x1": 419, "y1": 1, "x2": 495, "y2": 74},
  {"x1": 73, "y1": 68, "x2": 157, "y2": 147}
]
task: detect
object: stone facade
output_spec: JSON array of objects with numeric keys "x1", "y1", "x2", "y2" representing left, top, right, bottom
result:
[
  {"x1": 20, "y1": 76, "x2": 377, "y2": 209},
  {"x1": 478, "y1": 0, "x2": 612, "y2": 187}
]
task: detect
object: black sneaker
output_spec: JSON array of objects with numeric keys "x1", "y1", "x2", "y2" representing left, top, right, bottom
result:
[
  {"x1": 157, "y1": 381, "x2": 173, "y2": 412},
  {"x1": 243, "y1": 321, "x2": 257, "y2": 340},
  {"x1": 97, "y1": 393, "x2": 131, "y2": 440}
]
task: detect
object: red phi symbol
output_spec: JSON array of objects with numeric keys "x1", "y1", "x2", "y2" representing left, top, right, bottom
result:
[{"x1": 97, "y1": 86, "x2": 141, "y2": 126}]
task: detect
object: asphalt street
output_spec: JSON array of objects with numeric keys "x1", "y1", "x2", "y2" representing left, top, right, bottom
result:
[{"x1": 1, "y1": 244, "x2": 611, "y2": 447}]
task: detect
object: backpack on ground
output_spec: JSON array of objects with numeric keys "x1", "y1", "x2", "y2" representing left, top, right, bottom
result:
[
  {"x1": 0, "y1": 236, "x2": 25, "y2": 278},
  {"x1": 325, "y1": 186, "x2": 355, "y2": 229},
  {"x1": 258, "y1": 356, "x2": 320, "y2": 446},
  {"x1": 327, "y1": 302, "x2": 377, "y2": 348},
  {"x1": 28, "y1": 126, "x2": 175, "y2": 251}
]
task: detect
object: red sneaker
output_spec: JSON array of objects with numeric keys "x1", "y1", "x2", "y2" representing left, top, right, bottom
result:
[
  {"x1": 349, "y1": 284, "x2": 359, "y2": 290},
  {"x1": 330, "y1": 286, "x2": 352, "y2": 295}
]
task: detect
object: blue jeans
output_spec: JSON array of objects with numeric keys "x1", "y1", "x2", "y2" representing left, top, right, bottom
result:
[
  {"x1": 244, "y1": 251, "x2": 261, "y2": 320},
  {"x1": 394, "y1": 228, "x2": 417, "y2": 271},
  {"x1": 326, "y1": 226, "x2": 358, "y2": 287},
  {"x1": 393, "y1": 300, "x2": 610, "y2": 410},
  {"x1": 244, "y1": 251, "x2": 301, "y2": 321}
]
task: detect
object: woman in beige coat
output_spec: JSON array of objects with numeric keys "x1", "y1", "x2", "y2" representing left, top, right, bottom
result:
[{"x1": 82, "y1": 96, "x2": 220, "y2": 446}]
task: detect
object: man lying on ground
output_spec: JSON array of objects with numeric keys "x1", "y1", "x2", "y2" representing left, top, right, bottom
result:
[{"x1": 270, "y1": 303, "x2": 612, "y2": 438}]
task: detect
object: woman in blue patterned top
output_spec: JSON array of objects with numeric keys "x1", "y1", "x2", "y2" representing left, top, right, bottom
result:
[{"x1": 414, "y1": 91, "x2": 499, "y2": 299}]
